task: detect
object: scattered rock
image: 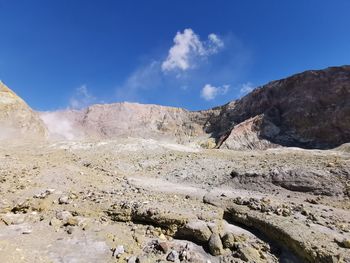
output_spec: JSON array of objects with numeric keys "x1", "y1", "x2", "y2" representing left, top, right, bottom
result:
[
  {"x1": 34, "y1": 189, "x2": 55, "y2": 199},
  {"x1": 11, "y1": 202, "x2": 30, "y2": 214},
  {"x1": 22, "y1": 228, "x2": 32, "y2": 234},
  {"x1": 237, "y1": 245, "x2": 261, "y2": 262},
  {"x1": 66, "y1": 226, "x2": 74, "y2": 234},
  {"x1": 1, "y1": 213, "x2": 25, "y2": 225},
  {"x1": 166, "y1": 250, "x2": 179, "y2": 262},
  {"x1": 342, "y1": 239, "x2": 350, "y2": 249},
  {"x1": 136, "y1": 256, "x2": 146, "y2": 263},
  {"x1": 58, "y1": 196, "x2": 70, "y2": 204},
  {"x1": 65, "y1": 217, "x2": 79, "y2": 226},
  {"x1": 112, "y1": 245, "x2": 125, "y2": 258},
  {"x1": 306, "y1": 198, "x2": 320, "y2": 205},
  {"x1": 177, "y1": 220, "x2": 212, "y2": 243},
  {"x1": 208, "y1": 233, "x2": 224, "y2": 256},
  {"x1": 76, "y1": 217, "x2": 89, "y2": 230},
  {"x1": 1, "y1": 73, "x2": 350, "y2": 263},
  {"x1": 50, "y1": 217, "x2": 62, "y2": 231},
  {"x1": 222, "y1": 232, "x2": 236, "y2": 249},
  {"x1": 159, "y1": 242, "x2": 169, "y2": 254},
  {"x1": 327, "y1": 162, "x2": 336, "y2": 168},
  {"x1": 56, "y1": 211, "x2": 73, "y2": 222}
]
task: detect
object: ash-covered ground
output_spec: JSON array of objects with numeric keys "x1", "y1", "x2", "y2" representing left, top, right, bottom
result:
[{"x1": 0, "y1": 139, "x2": 349, "y2": 263}]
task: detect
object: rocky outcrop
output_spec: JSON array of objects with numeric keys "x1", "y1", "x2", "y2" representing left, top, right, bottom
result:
[
  {"x1": 229, "y1": 167, "x2": 349, "y2": 196},
  {"x1": 219, "y1": 115, "x2": 279, "y2": 150},
  {"x1": 0, "y1": 81, "x2": 47, "y2": 140},
  {"x1": 210, "y1": 66, "x2": 350, "y2": 149},
  {"x1": 204, "y1": 194, "x2": 350, "y2": 263}
]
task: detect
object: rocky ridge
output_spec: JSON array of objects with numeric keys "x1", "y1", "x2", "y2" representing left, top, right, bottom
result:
[
  {"x1": 209, "y1": 66, "x2": 350, "y2": 149},
  {"x1": 0, "y1": 81, "x2": 47, "y2": 140},
  {"x1": 40, "y1": 103, "x2": 213, "y2": 143},
  {"x1": 37, "y1": 66, "x2": 350, "y2": 150},
  {"x1": 0, "y1": 66, "x2": 350, "y2": 262}
]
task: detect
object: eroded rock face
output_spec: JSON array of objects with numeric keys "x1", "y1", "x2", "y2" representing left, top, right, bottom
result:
[
  {"x1": 0, "y1": 81, "x2": 47, "y2": 140},
  {"x1": 229, "y1": 166, "x2": 349, "y2": 196},
  {"x1": 220, "y1": 115, "x2": 279, "y2": 150},
  {"x1": 211, "y1": 66, "x2": 350, "y2": 149},
  {"x1": 40, "y1": 66, "x2": 350, "y2": 149},
  {"x1": 40, "y1": 103, "x2": 215, "y2": 142}
]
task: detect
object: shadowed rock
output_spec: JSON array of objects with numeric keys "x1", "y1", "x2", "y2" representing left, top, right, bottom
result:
[{"x1": 210, "y1": 66, "x2": 350, "y2": 149}]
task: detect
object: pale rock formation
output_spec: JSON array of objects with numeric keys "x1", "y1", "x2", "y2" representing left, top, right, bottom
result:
[
  {"x1": 40, "y1": 102, "x2": 214, "y2": 143},
  {"x1": 0, "y1": 81, "x2": 47, "y2": 140}
]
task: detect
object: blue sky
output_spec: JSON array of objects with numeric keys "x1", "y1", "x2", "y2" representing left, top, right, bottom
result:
[{"x1": 0, "y1": 0, "x2": 350, "y2": 111}]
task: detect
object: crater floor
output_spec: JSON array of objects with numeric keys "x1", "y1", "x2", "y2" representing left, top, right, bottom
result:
[{"x1": 0, "y1": 139, "x2": 349, "y2": 263}]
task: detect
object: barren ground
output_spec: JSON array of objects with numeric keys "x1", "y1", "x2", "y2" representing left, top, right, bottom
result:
[{"x1": 0, "y1": 139, "x2": 349, "y2": 263}]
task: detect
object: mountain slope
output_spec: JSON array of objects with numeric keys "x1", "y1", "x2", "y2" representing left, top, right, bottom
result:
[
  {"x1": 33, "y1": 65, "x2": 350, "y2": 149},
  {"x1": 40, "y1": 102, "x2": 217, "y2": 143},
  {"x1": 0, "y1": 81, "x2": 47, "y2": 140},
  {"x1": 209, "y1": 65, "x2": 350, "y2": 149}
]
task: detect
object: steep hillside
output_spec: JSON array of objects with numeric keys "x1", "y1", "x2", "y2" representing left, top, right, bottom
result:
[
  {"x1": 40, "y1": 102, "x2": 218, "y2": 143},
  {"x1": 39, "y1": 65, "x2": 350, "y2": 149},
  {"x1": 209, "y1": 66, "x2": 350, "y2": 149},
  {"x1": 0, "y1": 81, "x2": 47, "y2": 140}
]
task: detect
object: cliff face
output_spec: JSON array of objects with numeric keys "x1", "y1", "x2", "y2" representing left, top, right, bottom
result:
[
  {"x1": 210, "y1": 66, "x2": 350, "y2": 149},
  {"x1": 40, "y1": 102, "x2": 218, "y2": 143},
  {"x1": 3, "y1": 66, "x2": 349, "y2": 149},
  {"x1": 0, "y1": 81, "x2": 47, "y2": 140}
]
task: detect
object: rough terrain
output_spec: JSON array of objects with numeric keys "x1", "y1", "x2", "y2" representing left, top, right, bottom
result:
[
  {"x1": 1, "y1": 66, "x2": 350, "y2": 263},
  {"x1": 0, "y1": 81, "x2": 47, "y2": 140},
  {"x1": 0, "y1": 139, "x2": 349, "y2": 263},
  {"x1": 208, "y1": 66, "x2": 350, "y2": 149},
  {"x1": 39, "y1": 66, "x2": 350, "y2": 150}
]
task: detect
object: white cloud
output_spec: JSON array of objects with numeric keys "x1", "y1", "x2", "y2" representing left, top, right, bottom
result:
[
  {"x1": 200, "y1": 84, "x2": 229, "y2": 101},
  {"x1": 162, "y1": 29, "x2": 224, "y2": 72},
  {"x1": 239, "y1": 82, "x2": 255, "y2": 95},
  {"x1": 208, "y1": 33, "x2": 224, "y2": 53},
  {"x1": 69, "y1": 85, "x2": 97, "y2": 109},
  {"x1": 114, "y1": 30, "x2": 250, "y2": 104}
]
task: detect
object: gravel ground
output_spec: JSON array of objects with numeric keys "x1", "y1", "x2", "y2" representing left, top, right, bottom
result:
[{"x1": 0, "y1": 139, "x2": 349, "y2": 263}]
